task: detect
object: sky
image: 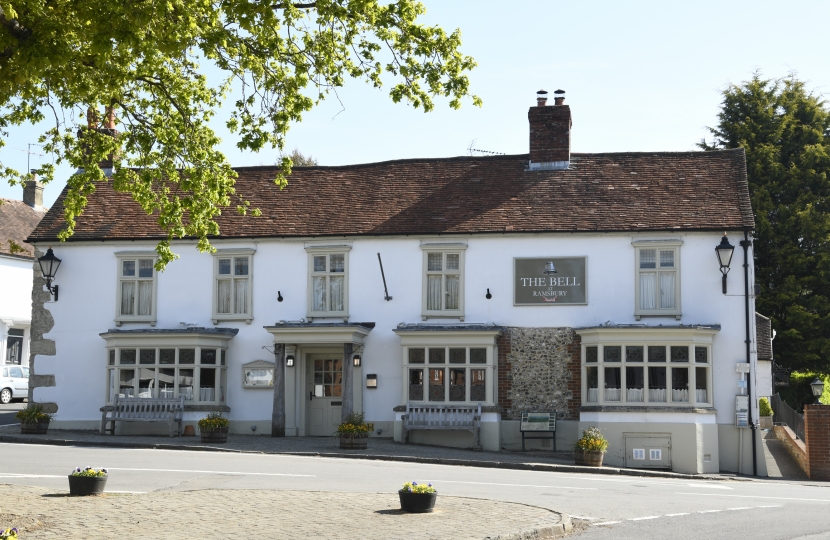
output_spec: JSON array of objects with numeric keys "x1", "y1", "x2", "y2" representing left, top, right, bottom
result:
[{"x1": 1, "y1": 0, "x2": 828, "y2": 208}]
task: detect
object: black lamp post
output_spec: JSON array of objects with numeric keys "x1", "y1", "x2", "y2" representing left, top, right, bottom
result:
[
  {"x1": 37, "y1": 247, "x2": 62, "y2": 301},
  {"x1": 715, "y1": 233, "x2": 735, "y2": 294},
  {"x1": 810, "y1": 378, "x2": 825, "y2": 404}
]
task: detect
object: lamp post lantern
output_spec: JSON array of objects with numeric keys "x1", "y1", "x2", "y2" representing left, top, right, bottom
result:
[
  {"x1": 716, "y1": 233, "x2": 735, "y2": 294},
  {"x1": 37, "y1": 247, "x2": 62, "y2": 301},
  {"x1": 810, "y1": 378, "x2": 825, "y2": 404}
]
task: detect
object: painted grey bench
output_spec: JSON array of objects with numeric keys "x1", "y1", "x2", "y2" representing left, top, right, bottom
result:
[
  {"x1": 402, "y1": 403, "x2": 481, "y2": 447},
  {"x1": 100, "y1": 396, "x2": 184, "y2": 437}
]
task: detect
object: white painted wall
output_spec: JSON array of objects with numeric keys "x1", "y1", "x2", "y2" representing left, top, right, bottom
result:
[
  {"x1": 0, "y1": 255, "x2": 34, "y2": 365},
  {"x1": 32, "y1": 230, "x2": 758, "y2": 428}
]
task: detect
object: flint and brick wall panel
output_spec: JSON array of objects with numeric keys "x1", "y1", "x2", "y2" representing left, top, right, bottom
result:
[{"x1": 805, "y1": 405, "x2": 830, "y2": 481}]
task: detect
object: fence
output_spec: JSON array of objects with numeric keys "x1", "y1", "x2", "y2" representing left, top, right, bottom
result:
[{"x1": 771, "y1": 393, "x2": 805, "y2": 442}]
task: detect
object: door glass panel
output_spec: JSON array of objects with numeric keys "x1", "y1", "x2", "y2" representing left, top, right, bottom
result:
[{"x1": 314, "y1": 359, "x2": 343, "y2": 398}]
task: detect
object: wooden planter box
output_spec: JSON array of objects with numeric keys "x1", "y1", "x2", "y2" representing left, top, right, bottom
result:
[
  {"x1": 20, "y1": 422, "x2": 49, "y2": 435},
  {"x1": 399, "y1": 491, "x2": 437, "y2": 513},
  {"x1": 200, "y1": 426, "x2": 229, "y2": 443},
  {"x1": 574, "y1": 449, "x2": 605, "y2": 467},
  {"x1": 339, "y1": 433, "x2": 368, "y2": 450},
  {"x1": 759, "y1": 416, "x2": 773, "y2": 429},
  {"x1": 68, "y1": 475, "x2": 107, "y2": 496}
]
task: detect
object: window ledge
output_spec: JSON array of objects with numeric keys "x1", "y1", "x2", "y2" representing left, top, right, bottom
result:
[
  {"x1": 634, "y1": 312, "x2": 682, "y2": 321},
  {"x1": 212, "y1": 316, "x2": 253, "y2": 325},
  {"x1": 393, "y1": 404, "x2": 501, "y2": 413},
  {"x1": 580, "y1": 405, "x2": 716, "y2": 413}
]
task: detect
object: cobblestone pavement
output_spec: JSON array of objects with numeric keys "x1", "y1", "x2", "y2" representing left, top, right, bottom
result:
[
  {"x1": 0, "y1": 426, "x2": 728, "y2": 480},
  {"x1": 0, "y1": 485, "x2": 569, "y2": 540}
]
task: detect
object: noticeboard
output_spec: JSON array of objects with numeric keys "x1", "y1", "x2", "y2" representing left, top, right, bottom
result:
[
  {"x1": 514, "y1": 257, "x2": 587, "y2": 305},
  {"x1": 520, "y1": 412, "x2": 556, "y2": 432}
]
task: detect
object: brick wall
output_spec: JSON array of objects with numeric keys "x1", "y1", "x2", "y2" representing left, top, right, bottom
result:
[
  {"x1": 528, "y1": 105, "x2": 571, "y2": 164},
  {"x1": 805, "y1": 404, "x2": 830, "y2": 481},
  {"x1": 773, "y1": 425, "x2": 808, "y2": 477},
  {"x1": 496, "y1": 333, "x2": 512, "y2": 413}
]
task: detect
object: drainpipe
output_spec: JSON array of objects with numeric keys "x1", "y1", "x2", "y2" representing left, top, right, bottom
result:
[{"x1": 741, "y1": 229, "x2": 757, "y2": 476}]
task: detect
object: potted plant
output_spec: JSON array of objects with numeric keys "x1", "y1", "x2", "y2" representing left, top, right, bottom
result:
[
  {"x1": 759, "y1": 397, "x2": 774, "y2": 429},
  {"x1": 15, "y1": 404, "x2": 53, "y2": 434},
  {"x1": 0, "y1": 527, "x2": 19, "y2": 540},
  {"x1": 198, "y1": 412, "x2": 230, "y2": 443},
  {"x1": 398, "y1": 481, "x2": 437, "y2": 513},
  {"x1": 335, "y1": 412, "x2": 370, "y2": 449},
  {"x1": 574, "y1": 426, "x2": 608, "y2": 467},
  {"x1": 68, "y1": 467, "x2": 108, "y2": 496}
]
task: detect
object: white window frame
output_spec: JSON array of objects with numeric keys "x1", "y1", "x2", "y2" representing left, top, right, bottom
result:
[
  {"x1": 421, "y1": 243, "x2": 467, "y2": 320},
  {"x1": 306, "y1": 245, "x2": 351, "y2": 320},
  {"x1": 633, "y1": 240, "x2": 682, "y2": 320},
  {"x1": 115, "y1": 251, "x2": 158, "y2": 326},
  {"x1": 212, "y1": 249, "x2": 255, "y2": 324}
]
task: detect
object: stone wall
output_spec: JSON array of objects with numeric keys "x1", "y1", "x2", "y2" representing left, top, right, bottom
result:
[
  {"x1": 28, "y1": 250, "x2": 57, "y2": 413},
  {"x1": 805, "y1": 404, "x2": 830, "y2": 481},
  {"x1": 498, "y1": 327, "x2": 580, "y2": 420}
]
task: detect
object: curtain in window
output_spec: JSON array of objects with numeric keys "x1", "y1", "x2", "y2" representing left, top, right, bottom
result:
[
  {"x1": 639, "y1": 273, "x2": 656, "y2": 310},
  {"x1": 121, "y1": 282, "x2": 135, "y2": 315},
  {"x1": 660, "y1": 273, "x2": 675, "y2": 309},
  {"x1": 313, "y1": 277, "x2": 326, "y2": 311},
  {"x1": 445, "y1": 275, "x2": 459, "y2": 310},
  {"x1": 137, "y1": 281, "x2": 153, "y2": 316},
  {"x1": 329, "y1": 276, "x2": 344, "y2": 312},
  {"x1": 427, "y1": 275, "x2": 442, "y2": 310},
  {"x1": 217, "y1": 280, "x2": 231, "y2": 314},
  {"x1": 234, "y1": 279, "x2": 248, "y2": 314}
]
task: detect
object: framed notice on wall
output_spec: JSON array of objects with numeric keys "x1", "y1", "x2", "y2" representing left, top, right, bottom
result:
[{"x1": 514, "y1": 257, "x2": 587, "y2": 305}]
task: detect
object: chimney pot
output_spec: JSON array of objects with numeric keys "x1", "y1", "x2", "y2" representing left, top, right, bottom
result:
[
  {"x1": 536, "y1": 89, "x2": 548, "y2": 106},
  {"x1": 553, "y1": 89, "x2": 566, "y2": 106},
  {"x1": 527, "y1": 88, "x2": 571, "y2": 170}
]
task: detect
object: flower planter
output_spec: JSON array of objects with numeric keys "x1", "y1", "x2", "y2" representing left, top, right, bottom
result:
[
  {"x1": 68, "y1": 475, "x2": 107, "y2": 496},
  {"x1": 339, "y1": 433, "x2": 368, "y2": 450},
  {"x1": 574, "y1": 449, "x2": 605, "y2": 467},
  {"x1": 200, "y1": 427, "x2": 228, "y2": 443},
  {"x1": 759, "y1": 416, "x2": 773, "y2": 429},
  {"x1": 399, "y1": 491, "x2": 437, "y2": 513},
  {"x1": 20, "y1": 422, "x2": 49, "y2": 435}
]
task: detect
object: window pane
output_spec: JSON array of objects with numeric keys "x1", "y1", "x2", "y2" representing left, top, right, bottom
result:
[
  {"x1": 220, "y1": 349, "x2": 225, "y2": 366},
  {"x1": 138, "y1": 368, "x2": 155, "y2": 398},
  {"x1": 312, "y1": 276, "x2": 326, "y2": 311},
  {"x1": 329, "y1": 254, "x2": 344, "y2": 273},
  {"x1": 120, "y1": 281, "x2": 135, "y2": 315},
  {"x1": 312, "y1": 255, "x2": 326, "y2": 272},
  {"x1": 604, "y1": 346, "x2": 621, "y2": 362},
  {"x1": 179, "y1": 349, "x2": 195, "y2": 364},
  {"x1": 200, "y1": 368, "x2": 216, "y2": 401},
  {"x1": 409, "y1": 369, "x2": 424, "y2": 401},
  {"x1": 648, "y1": 346, "x2": 666, "y2": 362},
  {"x1": 640, "y1": 273, "x2": 657, "y2": 310},
  {"x1": 234, "y1": 279, "x2": 248, "y2": 314},
  {"x1": 446, "y1": 253, "x2": 459, "y2": 270},
  {"x1": 470, "y1": 348, "x2": 486, "y2": 364},
  {"x1": 137, "y1": 281, "x2": 153, "y2": 316},
  {"x1": 659, "y1": 250, "x2": 674, "y2": 268},
  {"x1": 120, "y1": 349, "x2": 136, "y2": 365},
  {"x1": 109, "y1": 350, "x2": 115, "y2": 366},
  {"x1": 138, "y1": 259, "x2": 154, "y2": 278},
  {"x1": 586, "y1": 346, "x2": 598, "y2": 363},
  {"x1": 659, "y1": 272, "x2": 675, "y2": 309},
  {"x1": 626, "y1": 346, "x2": 644, "y2": 362},
  {"x1": 648, "y1": 367, "x2": 666, "y2": 402},
  {"x1": 428, "y1": 368, "x2": 445, "y2": 401},
  {"x1": 671, "y1": 368, "x2": 689, "y2": 402},
  {"x1": 234, "y1": 257, "x2": 249, "y2": 276},
  {"x1": 586, "y1": 367, "x2": 599, "y2": 402},
  {"x1": 159, "y1": 368, "x2": 175, "y2": 398},
  {"x1": 408, "y1": 348, "x2": 425, "y2": 364},
  {"x1": 217, "y1": 280, "x2": 231, "y2": 314},
  {"x1": 449, "y1": 348, "x2": 466, "y2": 364},
  {"x1": 449, "y1": 368, "x2": 466, "y2": 401},
  {"x1": 178, "y1": 368, "x2": 194, "y2": 400},
  {"x1": 427, "y1": 253, "x2": 442, "y2": 271},
  {"x1": 160, "y1": 349, "x2": 175, "y2": 364},
  {"x1": 201, "y1": 349, "x2": 217, "y2": 365},
  {"x1": 429, "y1": 348, "x2": 445, "y2": 364},
  {"x1": 695, "y1": 347, "x2": 708, "y2": 363},
  {"x1": 670, "y1": 346, "x2": 689, "y2": 362},
  {"x1": 122, "y1": 260, "x2": 135, "y2": 277},
  {"x1": 605, "y1": 367, "x2": 621, "y2": 401},
  {"x1": 426, "y1": 275, "x2": 442, "y2": 310},
  {"x1": 108, "y1": 370, "x2": 116, "y2": 401},
  {"x1": 695, "y1": 367, "x2": 708, "y2": 403},
  {"x1": 639, "y1": 249, "x2": 656, "y2": 269},
  {"x1": 471, "y1": 369, "x2": 486, "y2": 401},
  {"x1": 445, "y1": 274, "x2": 460, "y2": 310},
  {"x1": 626, "y1": 367, "x2": 644, "y2": 402},
  {"x1": 329, "y1": 275, "x2": 344, "y2": 312},
  {"x1": 218, "y1": 258, "x2": 231, "y2": 275},
  {"x1": 139, "y1": 349, "x2": 155, "y2": 364},
  {"x1": 119, "y1": 369, "x2": 135, "y2": 397}
]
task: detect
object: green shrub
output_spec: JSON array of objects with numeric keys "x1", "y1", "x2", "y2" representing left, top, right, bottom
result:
[
  {"x1": 758, "y1": 397, "x2": 773, "y2": 417},
  {"x1": 197, "y1": 412, "x2": 229, "y2": 433},
  {"x1": 778, "y1": 372, "x2": 830, "y2": 411},
  {"x1": 14, "y1": 404, "x2": 53, "y2": 424},
  {"x1": 575, "y1": 427, "x2": 608, "y2": 452}
]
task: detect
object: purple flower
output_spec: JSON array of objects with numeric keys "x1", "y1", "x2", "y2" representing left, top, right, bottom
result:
[
  {"x1": 11, "y1": 528, "x2": 18, "y2": 533},
  {"x1": 76, "y1": 468, "x2": 81, "y2": 472},
  {"x1": 412, "y1": 481, "x2": 417, "y2": 485},
  {"x1": 428, "y1": 483, "x2": 432, "y2": 487},
  {"x1": 102, "y1": 468, "x2": 108, "y2": 473}
]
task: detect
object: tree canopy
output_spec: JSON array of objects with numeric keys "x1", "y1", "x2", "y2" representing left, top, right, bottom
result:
[
  {"x1": 0, "y1": 0, "x2": 479, "y2": 266},
  {"x1": 701, "y1": 74, "x2": 830, "y2": 374}
]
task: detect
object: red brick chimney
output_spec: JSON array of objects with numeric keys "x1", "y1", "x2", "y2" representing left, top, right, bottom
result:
[
  {"x1": 78, "y1": 106, "x2": 119, "y2": 175},
  {"x1": 528, "y1": 89, "x2": 571, "y2": 171}
]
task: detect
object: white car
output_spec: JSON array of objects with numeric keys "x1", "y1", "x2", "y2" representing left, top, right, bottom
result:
[{"x1": 0, "y1": 365, "x2": 28, "y2": 404}]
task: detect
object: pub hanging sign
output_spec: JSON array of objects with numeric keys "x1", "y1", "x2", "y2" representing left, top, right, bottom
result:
[{"x1": 514, "y1": 257, "x2": 587, "y2": 305}]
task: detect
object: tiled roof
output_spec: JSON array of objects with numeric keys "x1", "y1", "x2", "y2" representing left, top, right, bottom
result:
[
  {"x1": 756, "y1": 312, "x2": 773, "y2": 362},
  {"x1": 28, "y1": 149, "x2": 754, "y2": 243},
  {"x1": 0, "y1": 198, "x2": 47, "y2": 259}
]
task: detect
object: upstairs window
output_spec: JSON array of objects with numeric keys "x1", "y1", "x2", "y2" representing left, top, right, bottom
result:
[
  {"x1": 213, "y1": 249, "x2": 254, "y2": 324},
  {"x1": 421, "y1": 243, "x2": 466, "y2": 319},
  {"x1": 633, "y1": 241, "x2": 681, "y2": 319},
  {"x1": 306, "y1": 246, "x2": 350, "y2": 319},
  {"x1": 116, "y1": 252, "x2": 157, "y2": 325}
]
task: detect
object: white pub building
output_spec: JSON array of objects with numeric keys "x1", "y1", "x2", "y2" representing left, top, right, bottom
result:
[{"x1": 27, "y1": 90, "x2": 770, "y2": 474}]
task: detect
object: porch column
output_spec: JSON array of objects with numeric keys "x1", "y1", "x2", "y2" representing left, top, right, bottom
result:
[
  {"x1": 271, "y1": 343, "x2": 285, "y2": 437},
  {"x1": 342, "y1": 343, "x2": 353, "y2": 422}
]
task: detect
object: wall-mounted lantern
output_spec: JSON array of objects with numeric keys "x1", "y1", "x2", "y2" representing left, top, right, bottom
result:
[
  {"x1": 811, "y1": 377, "x2": 825, "y2": 404},
  {"x1": 285, "y1": 355, "x2": 295, "y2": 367},
  {"x1": 366, "y1": 374, "x2": 377, "y2": 388},
  {"x1": 715, "y1": 233, "x2": 735, "y2": 294},
  {"x1": 37, "y1": 247, "x2": 62, "y2": 301},
  {"x1": 353, "y1": 354, "x2": 361, "y2": 367}
]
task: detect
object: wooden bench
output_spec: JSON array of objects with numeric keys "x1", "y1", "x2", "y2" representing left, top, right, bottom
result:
[
  {"x1": 100, "y1": 396, "x2": 185, "y2": 437},
  {"x1": 402, "y1": 403, "x2": 481, "y2": 447}
]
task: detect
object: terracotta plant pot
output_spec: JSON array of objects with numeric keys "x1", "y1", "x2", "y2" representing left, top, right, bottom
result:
[
  {"x1": 20, "y1": 422, "x2": 49, "y2": 435},
  {"x1": 339, "y1": 433, "x2": 368, "y2": 450},
  {"x1": 399, "y1": 491, "x2": 437, "y2": 513},
  {"x1": 68, "y1": 475, "x2": 107, "y2": 496},
  {"x1": 200, "y1": 426, "x2": 228, "y2": 443},
  {"x1": 574, "y1": 449, "x2": 605, "y2": 467}
]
